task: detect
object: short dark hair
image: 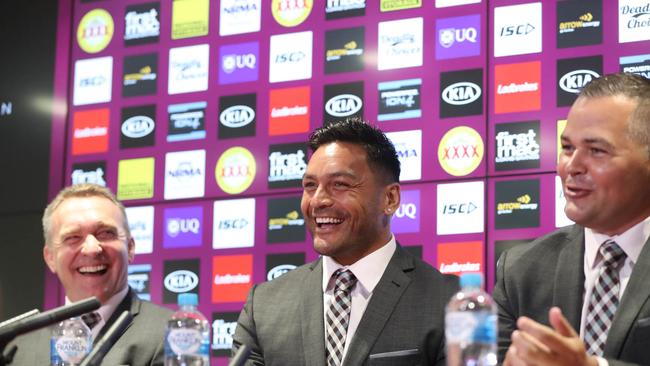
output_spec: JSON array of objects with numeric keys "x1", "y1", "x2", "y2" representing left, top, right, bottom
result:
[
  {"x1": 579, "y1": 73, "x2": 650, "y2": 157},
  {"x1": 307, "y1": 118, "x2": 401, "y2": 183}
]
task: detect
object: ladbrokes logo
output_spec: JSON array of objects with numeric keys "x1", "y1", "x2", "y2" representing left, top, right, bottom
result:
[
  {"x1": 213, "y1": 198, "x2": 255, "y2": 249},
  {"x1": 267, "y1": 196, "x2": 305, "y2": 243},
  {"x1": 620, "y1": 54, "x2": 650, "y2": 78},
  {"x1": 495, "y1": 179, "x2": 540, "y2": 229},
  {"x1": 125, "y1": 206, "x2": 154, "y2": 254},
  {"x1": 211, "y1": 312, "x2": 239, "y2": 357},
  {"x1": 323, "y1": 82, "x2": 363, "y2": 123},
  {"x1": 71, "y1": 161, "x2": 106, "y2": 186},
  {"x1": 438, "y1": 126, "x2": 484, "y2": 177},
  {"x1": 167, "y1": 101, "x2": 206, "y2": 142},
  {"x1": 269, "y1": 86, "x2": 310, "y2": 136},
  {"x1": 268, "y1": 143, "x2": 307, "y2": 189},
  {"x1": 164, "y1": 150, "x2": 206, "y2": 199},
  {"x1": 272, "y1": 0, "x2": 312, "y2": 27},
  {"x1": 77, "y1": 8, "x2": 114, "y2": 53},
  {"x1": 377, "y1": 18, "x2": 423, "y2": 70},
  {"x1": 215, "y1": 147, "x2": 256, "y2": 194},
  {"x1": 122, "y1": 53, "x2": 158, "y2": 97},
  {"x1": 557, "y1": 0, "x2": 602, "y2": 48},
  {"x1": 326, "y1": 0, "x2": 366, "y2": 19},
  {"x1": 494, "y1": 121, "x2": 541, "y2": 171},
  {"x1": 386, "y1": 130, "x2": 421, "y2": 181},
  {"x1": 437, "y1": 181, "x2": 484, "y2": 235},
  {"x1": 619, "y1": 0, "x2": 650, "y2": 43},
  {"x1": 120, "y1": 105, "x2": 156, "y2": 149},
  {"x1": 391, "y1": 189, "x2": 420, "y2": 234},
  {"x1": 436, "y1": 14, "x2": 480, "y2": 60},
  {"x1": 124, "y1": 3, "x2": 160, "y2": 46},
  {"x1": 72, "y1": 109, "x2": 109, "y2": 155},
  {"x1": 439, "y1": 69, "x2": 483, "y2": 118},
  {"x1": 266, "y1": 252, "x2": 304, "y2": 281},
  {"x1": 212, "y1": 255, "x2": 252, "y2": 303},
  {"x1": 219, "y1": 0, "x2": 261, "y2": 36},
  {"x1": 219, "y1": 42, "x2": 259, "y2": 84},
  {"x1": 557, "y1": 56, "x2": 602, "y2": 107},
  {"x1": 325, "y1": 27, "x2": 365, "y2": 74},
  {"x1": 437, "y1": 241, "x2": 483, "y2": 277},
  {"x1": 378, "y1": 78, "x2": 421, "y2": 121},
  {"x1": 164, "y1": 259, "x2": 200, "y2": 303},
  {"x1": 494, "y1": 61, "x2": 541, "y2": 114},
  {"x1": 219, "y1": 93, "x2": 256, "y2": 139}
]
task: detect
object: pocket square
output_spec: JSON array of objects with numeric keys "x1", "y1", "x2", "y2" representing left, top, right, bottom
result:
[{"x1": 369, "y1": 348, "x2": 419, "y2": 359}]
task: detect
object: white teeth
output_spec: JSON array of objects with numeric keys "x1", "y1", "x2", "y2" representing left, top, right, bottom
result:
[
  {"x1": 78, "y1": 265, "x2": 107, "y2": 273},
  {"x1": 315, "y1": 217, "x2": 342, "y2": 224}
]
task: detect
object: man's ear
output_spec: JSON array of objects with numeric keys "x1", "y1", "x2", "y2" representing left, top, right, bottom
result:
[
  {"x1": 127, "y1": 237, "x2": 136, "y2": 263},
  {"x1": 43, "y1": 245, "x2": 57, "y2": 274},
  {"x1": 383, "y1": 183, "x2": 401, "y2": 215}
]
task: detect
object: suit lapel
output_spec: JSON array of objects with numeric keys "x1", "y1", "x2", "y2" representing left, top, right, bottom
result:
[
  {"x1": 94, "y1": 289, "x2": 138, "y2": 345},
  {"x1": 552, "y1": 225, "x2": 585, "y2": 331},
  {"x1": 301, "y1": 259, "x2": 326, "y2": 366},
  {"x1": 604, "y1": 235, "x2": 650, "y2": 358},
  {"x1": 342, "y1": 247, "x2": 413, "y2": 366}
]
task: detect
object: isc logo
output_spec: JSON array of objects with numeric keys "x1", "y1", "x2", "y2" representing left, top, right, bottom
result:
[
  {"x1": 442, "y1": 82, "x2": 481, "y2": 105},
  {"x1": 220, "y1": 105, "x2": 255, "y2": 128},
  {"x1": 325, "y1": 94, "x2": 362, "y2": 117},
  {"x1": 500, "y1": 23, "x2": 535, "y2": 36},
  {"x1": 442, "y1": 202, "x2": 477, "y2": 214}
]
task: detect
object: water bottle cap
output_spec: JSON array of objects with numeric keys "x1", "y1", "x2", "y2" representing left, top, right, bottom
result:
[
  {"x1": 178, "y1": 293, "x2": 198, "y2": 306},
  {"x1": 459, "y1": 272, "x2": 483, "y2": 288}
]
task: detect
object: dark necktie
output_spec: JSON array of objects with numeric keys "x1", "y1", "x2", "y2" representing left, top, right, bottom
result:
[
  {"x1": 81, "y1": 311, "x2": 101, "y2": 330},
  {"x1": 584, "y1": 240, "x2": 627, "y2": 356},
  {"x1": 325, "y1": 269, "x2": 358, "y2": 366}
]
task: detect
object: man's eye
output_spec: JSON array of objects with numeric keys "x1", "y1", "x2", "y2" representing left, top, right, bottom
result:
[
  {"x1": 96, "y1": 230, "x2": 117, "y2": 241},
  {"x1": 63, "y1": 236, "x2": 81, "y2": 245}
]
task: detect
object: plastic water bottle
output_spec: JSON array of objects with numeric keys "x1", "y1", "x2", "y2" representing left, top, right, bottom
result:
[
  {"x1": 50, "y1": 317, "x2": 92, "y2": 365},
  {"x1": 445, "y1": 272, "x2": 497, "y2": 366},
  {"x1": 164, "y1": 293, "x2": 210, "y2": 366}
]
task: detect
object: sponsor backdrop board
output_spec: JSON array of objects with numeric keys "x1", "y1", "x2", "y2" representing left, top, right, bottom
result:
[{"x1": 48, "y1": 0, "x2": 650, "y2": 363}]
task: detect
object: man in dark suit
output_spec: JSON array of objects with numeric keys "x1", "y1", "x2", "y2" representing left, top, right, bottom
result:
[
  {"x1": 232, "y1": 118, "x2": 458, "y2": 366},
  {"x1": 6, "y1": 183, "x2": 171, "y2": 365},
  {"x1": 494, "y1": 73, "x2": 650, "y2": 366}
]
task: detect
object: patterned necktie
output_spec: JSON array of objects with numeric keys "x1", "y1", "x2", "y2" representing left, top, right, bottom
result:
[
  {"x1": 325, "y1": 269, "x2": 358, "y2": 366},
  {"x1": 81, "y1": 311, "x2": 102, "y2": 330},
  {"x1": 584, "y1": 240, "x2": 627, "y2": 356}
]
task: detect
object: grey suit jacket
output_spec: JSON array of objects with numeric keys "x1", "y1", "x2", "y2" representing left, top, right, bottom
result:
[
  {"x1": 493, "y1": 224, "x2": 650, "y2": 366},
  {"x1": 7, "y1": 288, "x2": 172, "y2": 366},
  {"x1": 232, "y1": 246, "x2": 459, "y2": 366}
]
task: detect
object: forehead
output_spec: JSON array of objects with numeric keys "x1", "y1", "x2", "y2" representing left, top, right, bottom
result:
[
  {"x1": 307, "y1": 142, "x2": 369, "y2": 172},
  {"x1": 52, "y1": 196, "x2": 125, "y2": 232},
  {"x1": 564, "y1": 96, "x2": 636, "y2": 140}
]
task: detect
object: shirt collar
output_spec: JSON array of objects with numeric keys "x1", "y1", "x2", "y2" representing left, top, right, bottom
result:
[
  {"x1": 322, "y1": 235, "x2": 397, "y2": 295},
  {"x1": 585, "y1": 216, "x2": 650, "y2": 269},
  {"x1": 65, "y1": 286, "x2": 129, "y2": 324}
]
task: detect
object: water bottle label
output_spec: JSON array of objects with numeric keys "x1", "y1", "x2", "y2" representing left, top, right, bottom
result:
[
  {"x1": 445, "y1": 311, "x2": 478, "y2": 343},
  {"x1": 473, "y1": 313, "x2": 497, "y2": 344},
  {"x1": 166, "y1": 328, "x2": 203, "y2": 355},
  {"x1": 51, "y1": 336, "x2": 90, "y2": 364}
]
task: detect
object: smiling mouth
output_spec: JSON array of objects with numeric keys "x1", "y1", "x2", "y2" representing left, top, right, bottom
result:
[
  {"x1": 78, "y1": 265, "x2": 108, "y2": 276},
  {"x1": 315, "y1": 217, "x2": 343, "y2": 228}
]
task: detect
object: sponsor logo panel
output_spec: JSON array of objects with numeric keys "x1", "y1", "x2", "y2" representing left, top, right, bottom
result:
[
  {"x1": 494, "y1": 121, "x2": 541, "y2": 171},
  {"x1": 125, "y1": 205, "x2": 154, "y2": 254},
  {"x1": 437, "y1": 181, "x2": 484, "y2": 235},
  {"x1": 323, "y1": 81, "x2": 364, "y2": 123},
  {"x1": 438, "y1": 126, "x2": 484, "y2": 177},
  {"x1": 556, "y1": 0, "x2": 602, "y2": 48},
  {"x1": 124, "y1": 2, "x2": 160, "y2": 46},
  {"x1": 377, "y1": 17, "x2": 423, "y2": 70},
  {"x1": 71, "y1": 161, "x2": 107, "y2": 186},
  {"x1": 391, "y1": 189, "x2": 420, "y2": 234},
  {"x1": 73, "y1": 56, "x2": 113, "y2": 106},
  {"x1": 219, "y1": 42, "x2": 259, "y2": 84},
  {"x1": 266, "y1": 252, "x2": 305, "y2": 281},
  {"x1": 72, "y1": 108, "x2": 109, "y2": 155},
  {"x1": 494, "y1": 179, "x2": 540, "y2": 229},
  {"x1": 269, "y1": 31, "x2": 313, "y2": 83},
  {"x1": 77, "y1": 8, "x2": 114, "y2": 53},
  {"x1": 386, "y1": 130, "x2": 421, "y2": 181},
  {"x1": 213, "y1": 198, "x2": 256, "y2": 249},
  {"x1": 437, "y1": 241, "x2": 484, "y2": 277},
  {"x1": 219, "y1": 93, "x2": 256, "y2": 139},
  {"x1": 219, "y1": 0, "x2": 261, "y2": 36},
  {"x1": 555, "y1": 175, "x2": 573, "y2": 228},
  {"x1": 269, "y1": 86, "x2": 311, "y2": 136},
  {"x1": 171, "y1": 0, "x2": 209, "y2": 39},
  {"x1": 494, "y1": 61, "x2": 541, "y2": 114},
  {"x1": 215, "y1": 147, "x2": 256, "y2": 194},
  {"x1": 167, "y1": 101, "x2": 207, "y2": 142},
  {"x1": 268, "y1": 143, "x2": 308, "y2": 189},
  {"x1": 272, "y1": 0, "x2": 313, "y2": 27},
  {"x1": 493, "y1": 2, "x2": 542, "y2": 57},
  {"x1": 439, "y1": 69, "x2": 483, "y2": 118},
  {"x1": 325, "y1": 27, "x2": 365, "y2": 74},
  {"x1": 117, "y1": 157, "x2": 155, "y2": 200},
  {"x1": 212, "y1": 255, "x2": 253, "y2": 303},
  {"x1": 168, "y1": 44, "x2": 209, "y2": 94},
  {"x1": 211, "y1": 312, "x2": 239, "y2": 357},
  {"x1": 556, "y1": 55, "x2": 602, "y2": 107},
  {"x1": 378, "y1": 78, "x2": 421, "y2": 121},
  {"x1": 380, "y1": 0, "x2": 421, "y2": 12},
  {"x1": 435, "y1": 0, "x2": 481, "y2": 7},
  {"x1": 436, "y1": 14, "x2": 481, "y2": 60},
  {"x1": 120, "y1": 105, "x2": 156, "y2": 149},
  {"x1": 163, "y1": 205, "x2": 203, "y2": 249},
  {"x1": 326, "y1": 0, "x2": 366, "y2": 20},
  {"x1": 164, "y1": 150, "x2": 206, "y2": 199},
  {"x1": 128, "y1": 264, "x2": 152, "y2": 301},
  {"x1": 620, "y1": 54, "x2": 650, "y2": 78},
  {"x1": 123, "y1": 53, "x2": 158, "y2": 97},
  {"x1": 619, "y1": 0, "x2": 650, "y2": 43},
  {"x1": 163, "y1": 259, "x2": 200, "y2": 303},
  {"x1": 267, "y1": 196, "x2": 305, "y2": 243}
]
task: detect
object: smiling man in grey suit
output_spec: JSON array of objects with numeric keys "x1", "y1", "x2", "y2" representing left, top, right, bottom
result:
[
  {"x1": 232, "y1": 118, "x2": 458, "y2": 366},
  {"x1": 6, "y1": 184, "x2": 171, "y2": 365},
  {"x1": 494, "y1": 73, "x2": 650, "y2": 366}
]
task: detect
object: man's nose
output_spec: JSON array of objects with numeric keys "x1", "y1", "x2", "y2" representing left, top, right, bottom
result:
[{"x1": 80, "y1": 235, "x2": 103, "y2": 255}]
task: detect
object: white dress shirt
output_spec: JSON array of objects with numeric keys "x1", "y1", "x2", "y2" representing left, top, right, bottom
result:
[
  {"x1": 322, "y1": 235, "x2": 397, "y2": 363},
  {"x1": 581, "y1": 216, "x2": 650, "y2": 365}
]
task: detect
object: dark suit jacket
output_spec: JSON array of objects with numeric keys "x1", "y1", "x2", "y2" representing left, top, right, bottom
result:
[
  {"x1": 232, "y1": 246, "x2": 459, "y2": 366},
  {"x1": 7, "y1": 288, "x2": 172, "y2": 366},
  {"x1": 493, "y1": 224, "x2": 650, "y2": 366}
]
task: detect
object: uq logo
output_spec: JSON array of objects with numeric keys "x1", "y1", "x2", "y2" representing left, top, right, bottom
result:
[
  {"x1": 167, "y1": 218, "x2": 200, "y2": 237},
  {"x1": 222, "y1": 53, "x2": 256, "y2": 73},
  {"x1": 325, "y1": 94, "x2": 362, "y2": 117},
  {"x1": 220, "y1": 105, "x2": 255, "y2": 127},
  {"x1": 439, "y1": 27, "x2": 477, "y2": 48},
  {"x1": 395, "y1": 203, "x2": 417, "y2": 219},
  {"x1": 442, "y1": 82, "x2": 481, "y2": 105}
]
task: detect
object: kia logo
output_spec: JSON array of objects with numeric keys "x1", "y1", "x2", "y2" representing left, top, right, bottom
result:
[
  {"x1": 220, "y1": 105, "x2": 255, "y2": 128},
  {"x1": 442, "y1": 82, "x2": 481, "y2": 105},
  {"x1": 164, "y1": 270, "x2": 198, "y2": 293},
  {"x1": 267, "y1": 264, "x2": 297, "y2": 281},
  {"x1": 325, "y1": 94, "x2": 362, "y2": 117},
  {"x1": 559, "y1": 70, "x2": 600, "y2": 94},
  {"x1": 121, "y1": 116, "x2": 155, "y2": 138}
]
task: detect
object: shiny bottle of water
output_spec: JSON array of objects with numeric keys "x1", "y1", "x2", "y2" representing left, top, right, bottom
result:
[
  {"x1": 445, "y1": 273, "x2": 497, "y2": 366},
  {"x1": 164, "y1": 293, "x2": 210, "y2": 366},
  {"x1": 50, "y1": 317, "x2": 92, "y2": 366}
]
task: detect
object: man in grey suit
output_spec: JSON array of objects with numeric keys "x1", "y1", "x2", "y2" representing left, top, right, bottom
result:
[
  {"x1": 5, "y1": 183, "x2": 171, "y2": 365},
  {"x1": 232, "y1": 118, "x2": 459, "y2": 366},
  {"x1": 494, "y1": 73, "x2": 650, "y2": 366}
]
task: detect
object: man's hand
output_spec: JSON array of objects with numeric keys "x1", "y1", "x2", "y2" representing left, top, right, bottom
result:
[{"x1": 503, "y1": 307, "x2": 599, "y2": 366}]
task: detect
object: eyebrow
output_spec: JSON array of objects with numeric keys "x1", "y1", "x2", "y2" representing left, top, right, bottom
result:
[
  {"x1": 302, "y1": 172, "x2": 357, "y2": 180},
  {"x1": 59, "y1": 221, "x2": 118, "y2": 237},
  {"x1": 560, "y1": 135, "x2": 614, "y2": 148}
]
